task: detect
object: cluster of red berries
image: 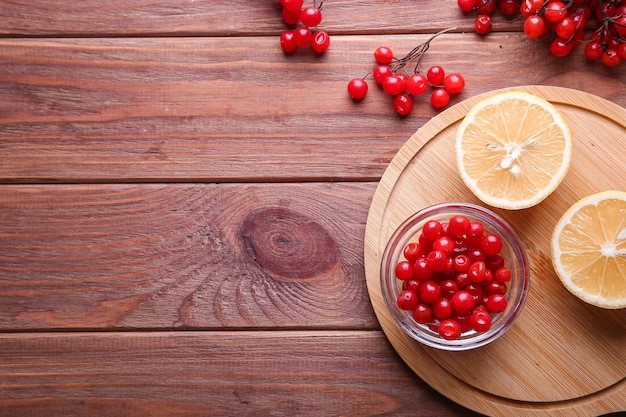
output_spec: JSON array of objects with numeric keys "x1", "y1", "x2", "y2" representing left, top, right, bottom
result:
[
  {"x1": 279, "y1": 0, "x2": 330, "y2": 54},
  {"x1": 458, "y1": 0, "x2": 626, "y2": 66},
  {"x1": 347, "y1": 29, "x2": 465, "y2": 116},
  {"x1": 393, "y1": 216, "x2": 511, "y2": 341}
]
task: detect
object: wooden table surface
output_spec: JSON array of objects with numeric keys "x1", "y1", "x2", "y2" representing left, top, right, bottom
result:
[{"x1": 1, "y1": 1, "x2": 624, "y2": 416}]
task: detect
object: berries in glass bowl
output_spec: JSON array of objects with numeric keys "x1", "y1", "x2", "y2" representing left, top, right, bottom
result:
[{"x1": 380, "y1": 202, "x2": 529, "y2": 351}]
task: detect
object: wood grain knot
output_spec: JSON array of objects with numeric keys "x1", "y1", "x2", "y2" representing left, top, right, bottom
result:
[{"x1": 240, "y1": 207, "x2": 339, "y2": 282}]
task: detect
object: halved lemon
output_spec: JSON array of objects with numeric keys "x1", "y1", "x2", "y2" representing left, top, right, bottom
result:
[
  {"x1": 551, "y1": 190, "x2": 626, "y2": 309},
  {"x1": 455, "y1": 91, "x2": 572, "y2": 210}
]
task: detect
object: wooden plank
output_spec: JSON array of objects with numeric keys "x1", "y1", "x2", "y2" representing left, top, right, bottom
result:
[
  {"x1": 0, "y1": 0, "x2": 514, "y2": 37},
  {"x1": 1, "y1": 35, "x2": 624, "y2": 183},
  {"x1": 0, "y1": 182, "x2": 380, "y2": 331},
  {"x1": 0, "y1": 330, "x2": 482, "y2": 417}
]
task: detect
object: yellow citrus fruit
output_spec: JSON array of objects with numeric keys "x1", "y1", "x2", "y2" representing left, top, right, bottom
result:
[
  {"x1": 551, "y1": 190, "x2": 626, "y2": 309},
  {"x1": 455, "y1": 91, "x2": 572, "y2": 210}
]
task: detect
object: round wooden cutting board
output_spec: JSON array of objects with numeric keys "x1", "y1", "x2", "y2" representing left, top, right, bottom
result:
[{"x1": 364, "y1": 86, "x2": 626, "y2": 417}]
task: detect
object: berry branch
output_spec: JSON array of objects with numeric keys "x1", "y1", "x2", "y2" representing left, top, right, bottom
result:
[
  {"x1": 278, "y1": 0, "x2": 330, "y2": 54},
  {"x1": 459, "y1": 0, "x2": 626, "y2": 66},
  {"x1": 347, "y1": 28, "x2": 466, "y2": 116}
]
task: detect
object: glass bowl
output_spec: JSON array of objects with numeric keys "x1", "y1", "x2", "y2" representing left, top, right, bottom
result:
[{"x1": 380, "y1": 202, "x2": 529, "y2": 351}]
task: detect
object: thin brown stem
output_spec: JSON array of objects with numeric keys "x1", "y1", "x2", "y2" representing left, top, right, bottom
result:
[{"x1": 389, "y1": 27, "x2": 457, "y2": 74}]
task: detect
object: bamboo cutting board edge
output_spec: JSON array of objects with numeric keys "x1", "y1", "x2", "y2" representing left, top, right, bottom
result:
[{"x1": 363, "y1": 85, "x2": 626, "y2": 417}]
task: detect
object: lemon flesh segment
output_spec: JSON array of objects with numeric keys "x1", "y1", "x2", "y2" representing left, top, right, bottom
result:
[
  {"x1": 456, "y1": 92, "x2": 572, "y2": 210},
  {"x1": 551, "y1": 190, "x2": 626, "y2": 309}
]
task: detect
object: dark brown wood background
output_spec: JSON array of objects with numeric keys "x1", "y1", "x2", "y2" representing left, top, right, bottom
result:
[{"x1": 1, "y1": 1, "x2": 624, "y2": 416}]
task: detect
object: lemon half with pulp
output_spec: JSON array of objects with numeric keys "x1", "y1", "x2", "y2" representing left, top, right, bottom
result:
[
  {"x1": 455, "y1": 91, "x2": 572, "y2": 210},
  {"x1": 551, "y1": 190, "x2": 626, "y2": 309}
]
